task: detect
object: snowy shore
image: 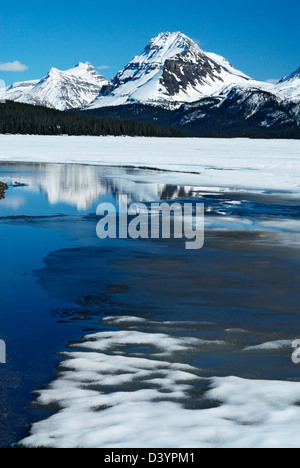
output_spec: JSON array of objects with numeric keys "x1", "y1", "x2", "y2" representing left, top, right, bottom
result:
[{"x1": 0, "y1": 135, "x2": 300, "y2": 197}]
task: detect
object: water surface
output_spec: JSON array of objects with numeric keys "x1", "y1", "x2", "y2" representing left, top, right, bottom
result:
[{"x1": 1, "y1": 162, "x2": 300, "y2": 447}]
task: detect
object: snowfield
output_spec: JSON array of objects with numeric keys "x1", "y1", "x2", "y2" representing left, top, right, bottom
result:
[
  {"x1": 19, "y1": 317, "x2": 300, "y2": 448},
  {"x1": 0, "y1": 135, "x2": 300, "y2": 196}
]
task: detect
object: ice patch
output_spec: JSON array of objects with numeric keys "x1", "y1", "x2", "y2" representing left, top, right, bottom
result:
[
  {"x1": 70, "y1": 329, "x2": 227, "y2": 358},
  {"x1": 1, "y1": 136, "x2": 300, "y2": 198},
  {"x1": 18, "y1": 317, "x2": 300, "y2": 448},
  {"x1": 244, "y1": 340, "x2": 293, "y2": 351},
  {"x1": 225, "y1": 328, "x2": 249, "y2": 334}
]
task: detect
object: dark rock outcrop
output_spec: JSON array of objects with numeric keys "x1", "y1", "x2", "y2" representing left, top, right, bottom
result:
[{"x1": 0, "y1": 182, "x2": 8, "y2": 200}]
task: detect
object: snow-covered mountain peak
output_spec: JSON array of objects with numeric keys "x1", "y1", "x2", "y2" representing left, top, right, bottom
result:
[
  {"x1": 138, "y1": 31, "x2": 214, "y2": 68},
  {"x1": 0, "y1": 62, "x2": 108, "y2": 110},
  {"x1": 44, "y1": 62, "x2": 105, "y2": 84},
  {"x1": 279, "y1": 67, "x2": 300, "y2": 83},
  {"x1": 144, "y1": 31, "x2": 195, "y2": 57},
  {"x1": 273, "y1": 67, "x2": 300, "y2": 103},
  {"x1": 46, "y1": 67, "x2": 61, "y2": 78},
  {"x1": 64, "y1": 62, "x2": 104, "y2": 80},
  {"x1": 1, "y1": 32, "x2": 299, "y2": 119},
  {"x1": 88, "y1": 31, "x2": 254, "y2": 109}
]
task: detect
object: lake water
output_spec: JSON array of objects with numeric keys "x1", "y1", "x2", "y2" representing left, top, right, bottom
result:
[{"x1": 1, "y1": 162, "x2": 300, "y2": 447}]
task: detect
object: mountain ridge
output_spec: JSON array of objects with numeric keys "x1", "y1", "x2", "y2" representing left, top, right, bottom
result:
[
  {"x1": 1, "y1": 32, "x2": 299, "y2": 134},
  {"x1": 0, "y1": 62, "x2": 108, "y2": 110},
  {"x1": 88, "y1": 31, "x2": 255, "y2": 109}
]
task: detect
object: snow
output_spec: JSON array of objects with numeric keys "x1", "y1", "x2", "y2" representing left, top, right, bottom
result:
[
  {"x1": 276, "y1": 67, "x2": 300, "y2": 102},
  {"x1": 18, "y1": 316, "x2": 300, "y2": 448},
  {"x1": 2, "y1": 135, "x2": 298, "y2": 448},
  {"x1": 275, "y1": 75, "x2": 300, "y2": 103},
  {"x1": 88, "y1": 32, "x2": 255, "y2": 109},
  {"x1": 71, "y1": 330, "x2": 227, "y2": 358},
  {"x1": 1, "y1": 135, "x2": 300, "y2": 198},
  {"x1": 244, "y1": 340, "x2": 293, "y2": 351},
  {"x1": 0, "y1": 62, "x2": 107, "y2": 111},
  {"x1": 87, "y1": 32, "x2": 300, "y2": 110},
  {"x1": 206, "y1": 52, "x2": 250, "y2": 79},
  {"x1": 215, "y1": 72, "x2": 300, "y2": 107},
  {"x1": 1, "y1": 32, "x2": 299, "y2": 113}
]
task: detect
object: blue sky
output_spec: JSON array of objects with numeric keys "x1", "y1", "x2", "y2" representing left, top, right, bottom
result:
[{"x1": 0, "y1": 0, "x2": 299, "y2": 86}]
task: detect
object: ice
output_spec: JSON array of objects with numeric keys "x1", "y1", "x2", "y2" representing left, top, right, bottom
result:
[
  {"x1": 1, "y1": 136, "x2": 300, "y2": 198},
  {"x1": 2, "y1": 135, "x2": 300, "y2": 448},
  {"x1": 18, "y1": 317, "x2": 300, "y2": 448},
  {"x1": 244, "y1": 340, "x2": 293, "y2": 351},
  {"x1": 70, "y1": 329, "x2": 228, "y2": 358}
]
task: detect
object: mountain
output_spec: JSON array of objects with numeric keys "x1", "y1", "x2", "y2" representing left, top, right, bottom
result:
[
  {"x1": 1, "y1": 163, "x2": 200, "y2": 210},
  {"x1": 1, "y1": 32, "x2": 299, "y2": 136},
  {"x1": 84, "y1": 92, "x2": 300, "y2": 137},
  {"x1": 274, "y1": 66, "x2": 300, "y2": 103},
  {"x1": 175, "y1": 86, "x2": 299, "y2": 133},
  {"x1": 279, "y1": 67, "x2": 300, "y2": 83},
  {"x1": 0, "y1": 62, "x2": 108, "y2": 110},
  {"x1": 82, "y1": 32, "x2": 299, "y2": 135},
  {"x1": 88, "y1": 32, "x2": 257, "y2": 109}
]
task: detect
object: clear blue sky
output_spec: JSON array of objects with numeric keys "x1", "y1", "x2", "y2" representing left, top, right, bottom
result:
[{"x1": 0, "y1": 0, "x2": 299, "y2": 86}]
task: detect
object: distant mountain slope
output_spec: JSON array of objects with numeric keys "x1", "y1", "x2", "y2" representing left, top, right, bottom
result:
[
  {"x1": 1, "y1": 32, "x2": 299, "y2": 136},
  {"x1": 274, "y1": 67, "x2": 300, "y2": 102},
  {"x1": 83, "y1": 91, "x2": 300, "y2": 138},
  {"x1": 0, "y1": 63, "x2": 108, "y2": 110}
]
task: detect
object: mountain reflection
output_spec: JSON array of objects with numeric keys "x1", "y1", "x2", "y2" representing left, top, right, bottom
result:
[{"x1": 1, "y1": 163, "x2": 203, "y2": 210}]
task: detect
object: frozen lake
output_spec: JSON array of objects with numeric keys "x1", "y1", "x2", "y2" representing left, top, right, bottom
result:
[{"x1": 0, "y1": 137, "x2": 300, "y2": 448}]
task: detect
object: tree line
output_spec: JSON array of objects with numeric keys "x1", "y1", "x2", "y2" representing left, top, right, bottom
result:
[{"x1": 0, "y1": 101, "x2": 184, "y2": 137}]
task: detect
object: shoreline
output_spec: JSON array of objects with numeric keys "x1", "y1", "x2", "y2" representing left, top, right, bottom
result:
[{"x1": 1, "y1": 135, "x2": 300, "y2": 198}]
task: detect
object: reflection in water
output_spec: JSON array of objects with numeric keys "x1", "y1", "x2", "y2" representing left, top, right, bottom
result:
[
  {"x1": 0, "y1": 163, "x2": 204, "y2": 210},
  {"x1": 1, "y1": 161, "x2": 300, "y2": 448}
]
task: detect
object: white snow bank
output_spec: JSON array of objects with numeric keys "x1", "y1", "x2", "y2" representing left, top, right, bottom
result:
[
  {"x1": 73, "y1": 330, "x2": 227, "y2": 358},
  {"x1": 19, "y1": 317, "x2": 300, "y2": 448},
  {"x1": 1, "y1": 135, "x2": 300, "y2": 197},
  {"x1": 244, "y1": 340, "x2": 293, "y2": 351}
]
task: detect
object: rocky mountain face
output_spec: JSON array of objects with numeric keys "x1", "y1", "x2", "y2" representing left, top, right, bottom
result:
[
  {"x1": 176, "y1": 87, "x2": 299, "y2": 134},
  {"x1": 84, "y1": 32, "x2": 300, "y2": 134},
  {"x1": 88, "y1": 32, "x2": 255, "y2": 109}
]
